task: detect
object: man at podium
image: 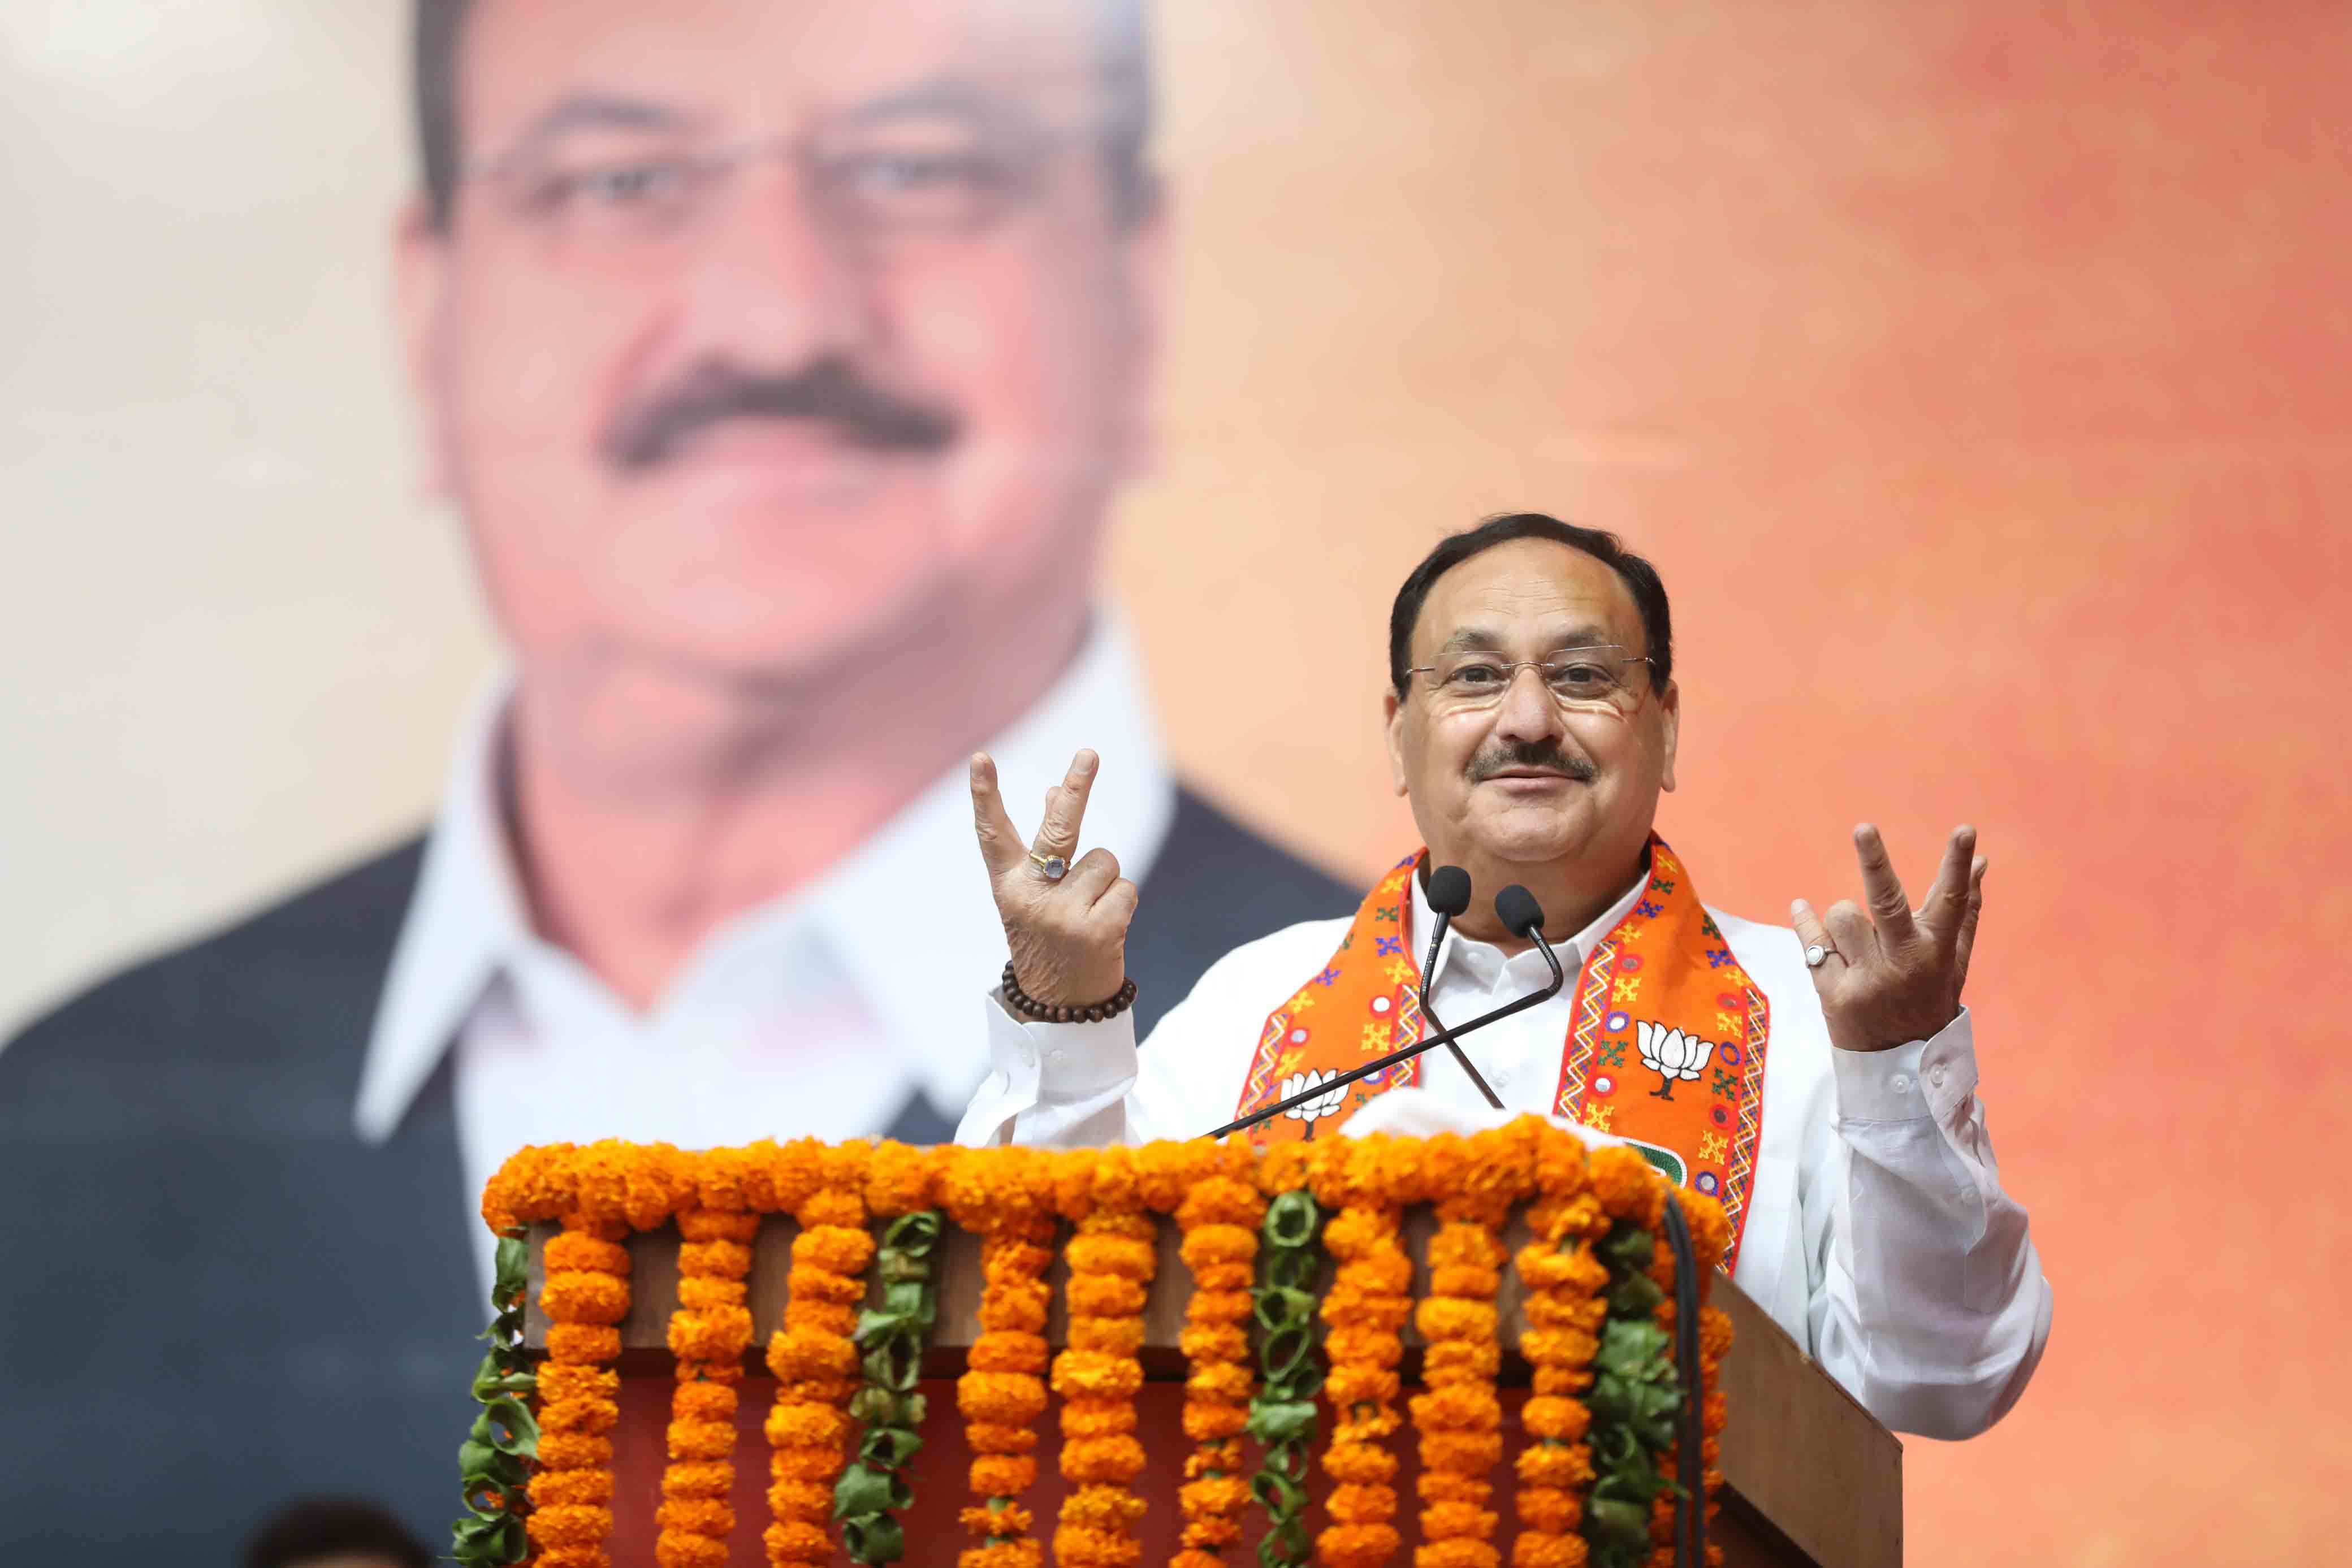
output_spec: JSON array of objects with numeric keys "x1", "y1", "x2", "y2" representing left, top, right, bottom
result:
[{"x1": 958, "y1": 512, "x2": 2053, "y2": 1440}]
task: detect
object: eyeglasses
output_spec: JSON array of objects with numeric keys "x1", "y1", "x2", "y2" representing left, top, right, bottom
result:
[
  {"x1": 1404, "y1": 646, "x2": 1657, "y2": 713},
  {"x1": 462, "y1": 112, "x2": 1100, "y2": 270}
]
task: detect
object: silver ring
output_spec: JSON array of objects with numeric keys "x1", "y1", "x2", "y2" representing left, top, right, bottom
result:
[
  {"x1": 1030, "y1": 850, "x2": 1069, "y2": 882},
  {"x1": 1804, "y1": 943, "x2": 1829, "y2": 969}
]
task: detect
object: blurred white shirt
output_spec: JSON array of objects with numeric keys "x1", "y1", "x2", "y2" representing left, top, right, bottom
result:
[
  {"x1": 353, "y1": 617, "x2": 1174, "y2": 1296},
  {"x1": 959, "y1": 863, "x2": 2053, "y2": 1440}
]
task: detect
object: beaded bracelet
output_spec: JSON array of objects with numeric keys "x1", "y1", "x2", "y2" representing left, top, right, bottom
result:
[{"x1": 1000, "y1": 961, "x2": 1139, "y2": 1025}]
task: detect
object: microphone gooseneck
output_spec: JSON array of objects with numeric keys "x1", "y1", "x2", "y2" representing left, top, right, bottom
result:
[
  {"x1": 1205, "y1": 878, "x2": 1569, "y2": 1140},
  {"x1": 1417, "y1": 865, "x2": 1503, "y2": 1111}
]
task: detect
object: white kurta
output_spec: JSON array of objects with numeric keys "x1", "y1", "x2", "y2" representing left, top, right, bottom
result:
[{"x1": 958, "y1": 864, "x2": 2053, "y2": 1439}]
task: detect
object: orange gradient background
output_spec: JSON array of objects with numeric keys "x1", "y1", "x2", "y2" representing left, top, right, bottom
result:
[{"x1": 3, "y1": 2, "x2": 2347, "y2": 1562}]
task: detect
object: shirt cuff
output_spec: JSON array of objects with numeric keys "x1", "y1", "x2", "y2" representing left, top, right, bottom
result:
[
  {"x1": 985, "y1": 989, "x2": 1140, "y2": 1100},
  {"x1": 1829, "y1": 1005, "x2": 1978, "y2": 1121}
]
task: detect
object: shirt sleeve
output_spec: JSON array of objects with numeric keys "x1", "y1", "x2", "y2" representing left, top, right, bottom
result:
[
  {"x1": 954, "y1": 942, "x2": 1280, "y2": 1147},
  {"x1": 1806, "y1": 1006, "x2": 2055, "y2": 1439},
  {"x1": 953, "y1": 991, "x2": 1142, "y2": 1147}
]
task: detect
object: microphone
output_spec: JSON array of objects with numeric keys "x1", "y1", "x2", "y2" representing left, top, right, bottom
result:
[
  {"x1": 1419, "y1": 865, "x2": 1504, "y2": 1110},
  {"x1": 1207, "y1": 883, "x2": 1568, "y2": 1139}
]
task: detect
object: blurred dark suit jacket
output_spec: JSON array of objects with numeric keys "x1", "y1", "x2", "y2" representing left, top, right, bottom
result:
[{"x1": 0, "y1": 787, "x2": 1350, "y2": 1562}]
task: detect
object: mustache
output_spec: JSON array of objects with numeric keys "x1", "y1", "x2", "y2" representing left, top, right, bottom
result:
[
  {"x1": 1467, "y1": 739, "x2": 1597, "y2": 785},
  {"x1": 600, "y1": 356, "x2": 961, "y2": 473}
]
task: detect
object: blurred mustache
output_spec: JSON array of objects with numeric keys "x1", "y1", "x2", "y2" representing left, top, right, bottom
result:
[
  {"x1": 602, "y1": 356, "x2": 961, "y2": 473},
  {"x1": 1468, "y1": 739, "x2": 1597, "y2": 785}
]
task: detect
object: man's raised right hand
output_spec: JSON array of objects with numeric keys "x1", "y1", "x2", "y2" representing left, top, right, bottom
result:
[{"x1": 970, "y1": 747, "x2": 1138, "y2": 1007}]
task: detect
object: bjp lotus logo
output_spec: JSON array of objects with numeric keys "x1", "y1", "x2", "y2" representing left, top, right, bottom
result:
[
  {"x1": 1278, "y1": 1069, "x2": 1348, "y2": 1137},
  {"x1": 1636, "y1": 1021, "x2": 1717, "y2": 1100}
]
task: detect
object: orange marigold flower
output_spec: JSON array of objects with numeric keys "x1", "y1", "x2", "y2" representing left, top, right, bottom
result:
[
  {"x1": 1321, "y1": 1441, "x2": 1399, "y2": 1484},
  {"x1": 1053, "y1": 1523, "x2": 1144, "y2": 1568},
  {"x1": 968, "y1": 1333, "x2": 1050, "y2": 1375},
  {"x1": 1068, "y1": 1316, "x2": 1147, "y2": 1356},
  {"x1": 652, "y1": 1497, "x2": 733, "y2": 1536},
  {"x1": 526, "y1": 1503, "x2": 613, "y2": 1549},
  {"x1": 1317, "y1": 1521, "x2": 1403, "y2": 1566},
  {"x1": 660, "y1": 1461, "x2": 731, "y2": 1500},
  {"x1": 1061, "y1": 1435, "x2": 1147, "y2": 1485},
  {"x1": 1420, "y1": 1540, "x2": 1501, "y2": 1568},
  {"x1": 1181, "y1": 1401, "x2": 1248, "y2": 1443},
  {"x1": 962, "y1": 1540, "x2": 1046, "y2": 1568},
  {"x1": 762, "y1": 1400, "x2": 850, "y2": 1448},
  {"x1": 1515, "y1": 1443, "x2": 1596, "y2": 1490},
  {"x1": 531, "y1": 1468, "x2": 615, "y2": 1506},
  {"x1": 766, "y1": 1479, "x2": 832, "y2": 1521},
  {"x1": 542, "y1": 1270, "x2": 631, "y2": 1326},
  {"x1": 958, "y1": 1370, "x2": 1050, "y2": 1424},
  {"x1": 1521, "y1": 1397, "x2": 1591, "y2": 1443},
  {"x1": 538, "y1": 1364, "x2": 620, "y2": 1405},
  {"x1": 1050, "y1": 1350, "x2": 1143, "y2": 1401},
  {"x1": 1059, "y1": 1405, "x2": 1139, "y2": 1441},
  {"x1": 1065, "y1": 1275, "x2": 1147, "y2": 1316},
  {"x1": 1517, "y1": 1487, "x2": 1582, "y2": 1534},
  {"x1": 1184, "y1": 1362, "x2": 1253, "y2": 1404},
  {"x1": 766, "y1": 1327, "x2": 857, "y2": 1382},
  {"x1": 654, "y1": 1536, "x2": 728, "y2": 1568},
  {"x1": 676, "y1": 1276, "x2": 748, "y2": 1311},
  {"x1": 969, "y1": 1454, "x2": 1037, "y2": 1497},
  {"x1": 546, "y1": 1232, "x2": 633, "y2": 1276},
  {"x1": 541, "y1": 1397, "x2": 620, "y2": 1436},
  {"x1": 1419, "y1": 1431, "x2": 1504, "y2": 1472},
  {"x1": 761, "y1": 1518, "x2": 832, "y2": 1563},
  {"x1": 1060, "y1": 1484, "x2": 1148, "y2": 1531},
  {"x1": 1511, "y1": 1531, "x2": 1589, "y2": 1568},
  {"x1": 534, "y1": 1432, "x2": 615, "y2": 1471},
  {"x1": 962, "y1": 1421, "x2": 1039, "y2": 1454},
  {"x1": 664, "y1": 1419, "x2": 733, "y2": 1461}
]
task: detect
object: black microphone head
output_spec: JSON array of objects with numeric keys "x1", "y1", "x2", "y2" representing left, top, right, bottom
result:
[
  {"x1": 1494, "y1": 884, "x2": 1546, "y2": 938},
  {"x1": 1426, "y1": 864, "x2": 1472, "y2": 918}
]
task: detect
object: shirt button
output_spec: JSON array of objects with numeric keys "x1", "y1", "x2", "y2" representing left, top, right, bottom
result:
[
  {"x1": 1049, "y1": 1049, "x2": 1067, "y2": 1065},
  {"x1": 1891, "y1": 1073, "x2": 1912, "y2": 1094},
  {"x1": 1929, "y1": 1064, "x2": 1947, "y2": 1090}
]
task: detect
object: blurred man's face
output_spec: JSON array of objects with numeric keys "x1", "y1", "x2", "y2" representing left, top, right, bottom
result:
[{"x1": 402, "y1": 0, "x2": 1157, "y2": 685}]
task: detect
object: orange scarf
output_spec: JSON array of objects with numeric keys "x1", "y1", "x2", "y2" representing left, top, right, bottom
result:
[{"x1": 1234, "y1": 837, "x2": 1770, "y2": 1268}]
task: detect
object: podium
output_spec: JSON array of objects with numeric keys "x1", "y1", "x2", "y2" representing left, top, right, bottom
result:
[{"x1": 524, "y1": 1208, "x2": 1898, "y2": 1567}]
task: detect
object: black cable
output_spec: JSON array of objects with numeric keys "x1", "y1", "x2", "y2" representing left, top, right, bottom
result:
[{"x1": 1659, "y1": 1195, "x2": 1706, "y2": 1568}]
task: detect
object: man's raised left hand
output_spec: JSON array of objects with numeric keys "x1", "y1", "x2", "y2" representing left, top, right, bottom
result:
[{"x1": 1790, "y1": 824, "x2": 1987, "y2": 1054}]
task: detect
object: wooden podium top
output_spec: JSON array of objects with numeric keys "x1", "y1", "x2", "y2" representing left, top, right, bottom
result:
[{"x1": 527, "y1": 1207, "x2": 1897, "y2": 1567}]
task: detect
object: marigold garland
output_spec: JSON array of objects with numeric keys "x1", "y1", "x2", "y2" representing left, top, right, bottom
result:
[
  {"x1": 472, "y1": 1123, "x2": 1728, "y2": 1568},
  {"x1": 529, "y1": 1215, "x2": 630, "y2": 1568},
  {"x1": 1512, "y1": 1133, "x2": 1609, "y2": 1568},
  {"x1": 1171, "y1": 1139, "x2": 1264, "y2": 1568},
  {"x1": 1410, "y1": 1128, "x2": 1534, "y2": 1568},
  {"x1": 1044, "y1": 1148, "x2": 1158, "y2": 1568},
  {"x1": 1309, "y1": 1136, "x2": 1424, "y2": 1568},
  {"x1": 763, "y1": 1141, "x2": 874, "y2": 1568},
  {"x1": 655, "y1": 1145, "x2": 763, "y2": 1568},
  {"x1": 942, "y1": 1146, "x2": 1057, "y2": 1568}
]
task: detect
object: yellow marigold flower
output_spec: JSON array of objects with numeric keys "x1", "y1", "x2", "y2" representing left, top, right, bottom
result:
[
  {"x1": 1065, "y1": 1275, "x2": 1147, "y2": 1316},
  {"x1": 967, "y1": 1333, "x2": 1050, "y2": 1374}
]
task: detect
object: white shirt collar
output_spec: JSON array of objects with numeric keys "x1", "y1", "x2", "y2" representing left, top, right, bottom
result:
[
  {"x1": 1410, "y1": 852, "x2": 1653, "y2": 993},
  {"x1": 354, "y1": 612, "x2": 1175, "y2": 1142}
]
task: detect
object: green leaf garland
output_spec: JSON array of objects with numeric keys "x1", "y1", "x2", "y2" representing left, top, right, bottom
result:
[
  {"x1": 1581, "y1": 1222, "x2": 1683, "y2": 1568},
  {"x1": 833, "y1": 1210, "x2": 945, "y2": 1565},
  {"x1": 451, "y1": 1229, "x2": 538, "y2": 1567},
  {"x1": 1246, "y1": 1187, "x2": 1326, "y2": 1568}
]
